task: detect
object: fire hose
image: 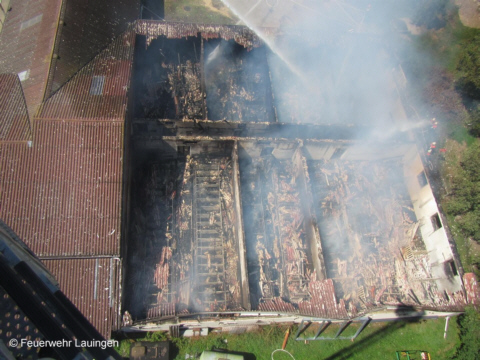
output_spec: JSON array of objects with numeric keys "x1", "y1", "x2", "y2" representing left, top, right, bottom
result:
[{"x1": 271, "y1": 349, "x2": 296, "y2": 360}]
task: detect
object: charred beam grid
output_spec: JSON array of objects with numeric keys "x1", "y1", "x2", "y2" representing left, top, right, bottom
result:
[
  {"x1": 193, "y1": 159, "x2": 227, "y2": 310},
  {"x1": 190, "y1": 155, "x2": 243, "y2": 312}
]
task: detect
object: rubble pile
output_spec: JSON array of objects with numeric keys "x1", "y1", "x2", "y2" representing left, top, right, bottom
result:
[
  {"x1": 125, "y1": 161, "x2": 180, "y2": 319},
  {"x1": 240, "y1": 156, "x2": 314, "y2": 309},
  {"x1": 205, "y1": 42, "x2": 274, "y2": 122},
  {"x1": 168, "y1": 60, "x2": 204, "y2": 119},
  {"x1": 307, "y1": 159, "x2": 463, "y2": 312},
  {"x1": 138, "y1": 52, "x2": 204, "y2": 119}
]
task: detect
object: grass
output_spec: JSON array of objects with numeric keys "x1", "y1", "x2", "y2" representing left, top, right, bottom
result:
[
  {"x1": 164, "y1": 0, "x2": 237, "y2": 25},
  {"x1": 117, "y1": 319, "x2": 461, "y2": 359},
  {"x1": 448, "y1": 123, "x2": 477, "y2": 146},
  {"x1": 115, "y1": 339, "x2": 134, "y2": 358}
]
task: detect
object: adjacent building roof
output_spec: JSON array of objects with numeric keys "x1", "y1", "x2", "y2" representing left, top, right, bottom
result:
[
  {"x1": 0, "y1": 74, "x2": 31, "y2": 142},
  {"x1": 0, "y1": 27, "x2": 136, "y2": 337},
  {"x1": 47, "y1": 0, "x2": 140, "y2": 95},
  {"x1": 39, "y1": 29, "x2": 136, "y2": 121},
  {"x1": 0, "y1": 0, "x2": 62, "y2": 117},
  {"x1": 0, "y1": 0, "x2": 139, "y2": 118},
  {"x1": 0, "y1": 120, "x2": 124, "y2": 257},
  {"x1": 43, "y1": 257, "x2": 121, "y2": 339}
]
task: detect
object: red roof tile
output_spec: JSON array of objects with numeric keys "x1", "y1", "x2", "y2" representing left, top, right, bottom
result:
[
  {"x1": 38, "y1": 29, "x2": 136, "y2": 121},
  {"x1": 463, "y1": 273, "x2": 479, "y2": 306},
  {"x1": 0, "y1": 121, "x2": 124, "y2": 256},
  {"x1": 0, "y1": 74, "x2": 32, "y2": 142},
  {"x1": 298, "y1": 280, "x2": 349, "y2": 319},
  {"x1": 43, "y1": 257, "x2": 121, "y2": 338},
  {"x1": 0, "y1": 0, "x2": 61, "y2": 118},
  {"x1": 257, "y1": 280, "x2": 349, "y2": 319}
]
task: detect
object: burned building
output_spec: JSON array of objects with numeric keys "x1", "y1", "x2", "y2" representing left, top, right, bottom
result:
[
  {"x1": 0, "y1": 6, "x2": 475, "y2": 342},
  {"x1": 122, "y1": 21, "x2": 470, "y2": 331}
]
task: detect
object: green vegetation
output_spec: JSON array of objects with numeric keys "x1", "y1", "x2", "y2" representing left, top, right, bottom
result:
[
  {"x1": 443, "y1": 143, "x2": 480, "y2": 242},
  {"x1": 164, "y1": 0, "x2": 237, "y2": 25},
  {"x1": 115, "y1": 339, "x2": 134, "y2": 358},
  {"x1": 408, "y1": 4, "x2": 480, "y2": 359},
  {"x1": 455, "y1": 34, "x2": 480, "y2": 100},
  {"x1": 408, "y1": 2, "x2": 480, "y2": 261},
  {"x1": 451, "y1": 307, "x2": 480, "y2": 359},
  {"x1": 116, "y1": 320, "x2": 460, "y2": 359}
]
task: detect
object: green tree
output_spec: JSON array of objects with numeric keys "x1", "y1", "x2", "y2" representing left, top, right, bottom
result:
[
  {"x1": 456, "y1": 35, "x2": 480, "y2": 100},
  {"x1": 451, "y1": 307, "x2": 480, "y2": 360},
  {"x1": 444, "y1": 142, "x2": 480, "y2": 242},
  {"x1": 466, "y1": 106, "x2": 480, "y2": 137}
]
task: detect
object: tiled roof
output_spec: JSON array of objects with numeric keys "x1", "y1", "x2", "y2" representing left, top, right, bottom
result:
[
  {"x1": 0, "y1": 26, "x2": 136, "y2": 339},
  {"x1": 43, "y1": 257, "x2": 121, "y2": 339},
  {"x1": 38, "y1": 29, "x2": 136, "y2": 121},
  {"x1": 47, "y1": 0, "x2": 140, "y2": 95},
  {"x1": 0, "y1": 74, "x2": 31, "y2": 142},
  {"x1": 258, "y1": 279, "x2": 349, "y2": 319},
  {"x1": 0, "y1": 0, "x2": 62, "y2": 118},
  {"x1": 0, "y1": 120, "x2": 124, "y2": 257}
]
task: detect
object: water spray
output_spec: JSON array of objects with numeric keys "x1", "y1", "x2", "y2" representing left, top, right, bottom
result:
[{"x1": 219, "y1": 0, "x2": 307, "y2": 83}]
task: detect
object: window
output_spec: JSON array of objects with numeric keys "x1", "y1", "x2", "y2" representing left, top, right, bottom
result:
[
  {"x1": 177, "y1": 146, "x2": 190, "y2": 156},
  {"x1": 18, "y1": 70, "x2": 29, "y2": 82},
  {"x1": 89, "y1": 76, "x2": 105, "y2": 95},
  {"x1": 431, "y1": 213, "x2": 442, "y2": 231},
  {"x1": 448, "y1": 260, "x2": 458, "y2": 276},
  {"x1": 278, "y1": 143, "x2": 295, "y2": 150},
  {"x1": 330, "y1": 147, "x2": 346, "y2": 160},
  {"x1": 417, "y1": 171, "x2": 428, "y2": 188},
  {"x1": 260, "y1": 147, "x2": 274, "y2": 156},
  {"x1": 20, "y1": 14, "x2": 43, "y2": 31}
]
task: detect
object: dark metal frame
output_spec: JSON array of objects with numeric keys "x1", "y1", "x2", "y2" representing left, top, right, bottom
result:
[{"x1": 294, "y1": 317, "x2": 371, "y2": 341}]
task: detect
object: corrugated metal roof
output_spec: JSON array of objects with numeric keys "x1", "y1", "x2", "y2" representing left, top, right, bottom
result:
[
  {"x1": 0, "y1": 0, "x2": 62, "y2": 118},
  {"x1": 0, "y1": 120, "x2": 124, "y2": 257},
  {"x1": 47, "y1": 0, "x2": 140, "y2": 95},
  {"x1": 43, "y1": 257, "x2": 121, "y2": 339},
  {"x1": 0, "y1": 74, "x2": 32, "y2": 142},
  {"x1": 38, "y1": 29, "x2": 136, "y2": 121}
]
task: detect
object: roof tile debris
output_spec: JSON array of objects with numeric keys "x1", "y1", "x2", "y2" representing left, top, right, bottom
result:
[{"x1": 0, "y1": 74, "x2": 31, "y2": 142}]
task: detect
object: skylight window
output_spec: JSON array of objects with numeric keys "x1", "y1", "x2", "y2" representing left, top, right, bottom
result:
[
  {"x1": 20, "y1": 14, "x2": 43, "y2": 31},
  {"x1": 89, "y1": 76, "x2": 105, "y2": 95},
  {"x1": 18, "y1": 70, "x2": 29, "y2": 82}
]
